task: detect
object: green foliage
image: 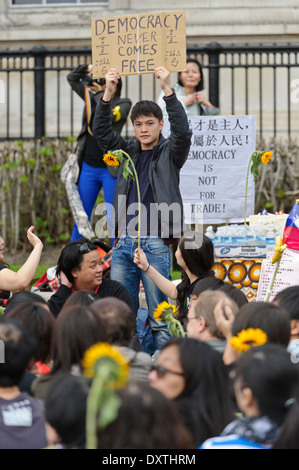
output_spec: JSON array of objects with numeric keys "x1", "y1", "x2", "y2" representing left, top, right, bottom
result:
[{"x1": 0, "y1": 138, "x2": 76, "y2": 250}]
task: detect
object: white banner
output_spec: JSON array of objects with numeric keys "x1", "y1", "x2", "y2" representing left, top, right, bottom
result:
[{"x1": 163, "y1": 115, "x2": 256, "y2": 224}]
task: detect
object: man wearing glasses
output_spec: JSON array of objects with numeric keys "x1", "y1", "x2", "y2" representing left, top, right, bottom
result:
[{"x1": 47, "y1": 240, "x2": 134, "y2": 317}]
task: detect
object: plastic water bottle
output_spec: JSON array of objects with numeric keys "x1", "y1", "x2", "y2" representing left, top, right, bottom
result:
[
  {"x1": 246, "y1": 226, "x2": 255, "y2": 244},
  {"x1": 232, "y1": 225, "x2": 246, "y2": 245},
  {"x1": 221, "y1": 226, "x2": 231, "y2": 244},
  {"x1": 266, "y1": 228, "x2": 276, "y2": 245},
  {"x1": 214, "y1": 228, "x2": 221, "y2": 245},
  {"x1": 205, "y1": 226, "x2": 215, "y2": 244}
]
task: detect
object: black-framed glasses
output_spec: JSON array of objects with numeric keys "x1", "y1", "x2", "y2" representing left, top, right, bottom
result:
[
  {"x1": 78, "y1": 242, "x2": 98, "y2": 254},
  {"x1": 151, "y1": 363, "x2": 185, "y2": 379}
]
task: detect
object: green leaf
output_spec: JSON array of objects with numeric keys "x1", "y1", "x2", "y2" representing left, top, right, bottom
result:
[
  {"x1": 123, "y1": 160, "x2": 134, "y2": 181},
  {"x1": 59, "y1": 232, "x2": 70, "y2": 242},
  {"x1": 97, "y1": 392, "x2": 121, "y2": 429},
  {"x1": 49, "y1": 164, "x2": 63, "y2": 172},
  {"x1": 277, "y1": 188, "x2": 286, "y2": 198},
  {"x1": 19, "y1": 175, "x2": 29, "y2": 182}
]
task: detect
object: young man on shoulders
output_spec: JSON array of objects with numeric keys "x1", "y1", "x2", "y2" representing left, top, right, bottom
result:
[{"x1": 92, "y1": 66, "x2": 192, "y2": 350}]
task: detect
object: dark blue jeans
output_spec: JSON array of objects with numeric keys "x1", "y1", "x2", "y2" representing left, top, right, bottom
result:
[
  {"x1": 71, "y1": 161, "x2": 117, "y2": 243},
  {"x1": 111, "y1": 236, "x2": 171, "y2": 350}
]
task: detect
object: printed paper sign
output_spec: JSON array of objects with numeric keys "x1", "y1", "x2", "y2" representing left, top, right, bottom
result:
[
  {"x1": 91, "y1": 11, "x2": 186, "y2": 77},
  {"x1": 256, "y1": 248, "x2": 299, "y2": 302},
  {"x1": 163, "y1": 115, "x2": 256, "y2": 224}
]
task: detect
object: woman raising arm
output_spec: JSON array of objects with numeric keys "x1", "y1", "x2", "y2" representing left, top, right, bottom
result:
[{"x1": 0, "y1": 226, "x2": 43, "y2": 292}]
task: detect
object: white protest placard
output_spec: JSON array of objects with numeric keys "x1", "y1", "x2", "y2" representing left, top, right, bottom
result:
[
  {"x1": 163, "y1": 115, "x2": 256, "y2": 224},
  {"x1": 91, "y1": 11, "x2": 186, "y2": 77},
  {"x1": 256, "y1": 247, "x2": 299, "y2": 302}
]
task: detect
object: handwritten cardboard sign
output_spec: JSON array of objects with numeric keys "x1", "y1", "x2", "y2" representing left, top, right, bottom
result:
[
  {"x1": 256, "y1": 247, "x2": 299, "y2": 302},
  {"x1": 162, "y1": 115, "x2": 256, "y2": 224},
  {"x1": 91, "y1": 11, "x2": 186, "y2": 77}
]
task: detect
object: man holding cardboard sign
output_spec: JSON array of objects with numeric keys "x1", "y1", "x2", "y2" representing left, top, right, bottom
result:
[{"x1": 92, "y1": 66, "x2": 192, "y2": 351}]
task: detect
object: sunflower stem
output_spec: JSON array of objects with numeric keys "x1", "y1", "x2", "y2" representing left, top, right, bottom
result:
[
  {"x1": 265, "y1": 258, "x2": 281, "y2": 302},
  {"x1": 244, "y1": 154, "x2": 253, "y2": 229},
  {"x1": 86, "y1": 373, "x2": 104, "y2": 449},
  {"x1": 121, "y1": 151, "x2": 141, "y2": 250}
]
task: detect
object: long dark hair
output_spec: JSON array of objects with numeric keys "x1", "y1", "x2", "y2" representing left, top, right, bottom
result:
[
  {"x1": 176, "y1": 233, "x2": 215, "y2": 324},
  {"x1": 234, "y1": 344, "x2": 299, "y2": 429},
  {"x1": 96, "y1": 382, "x2": 193, "y2": 449},
  {"x1": 164, "y1": 338, "x2": 234, "y2": 447},
  {"x1": 177, "y1": 58, "x2": 204, "y2": 91}
]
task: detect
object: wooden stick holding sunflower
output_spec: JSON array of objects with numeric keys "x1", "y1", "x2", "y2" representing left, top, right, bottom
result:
[
  {"x1": 103, "y1": 150, "x2": 141, "y2": 250},
  {"x1": 244, "y1": 150, "x2": 273, "y2": 228}
]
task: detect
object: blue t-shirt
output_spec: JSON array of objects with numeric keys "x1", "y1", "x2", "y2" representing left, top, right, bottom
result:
[{"x1": 125, "y1": 149, "x2": 161, "y2": 237}]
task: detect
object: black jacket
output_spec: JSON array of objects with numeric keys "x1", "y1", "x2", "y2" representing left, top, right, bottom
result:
[
  {"x1": 47, "y1": 278, "x2": 134, "y2": 318},
  {"x1": 67, "y1": 65, "x2": 132, "y2": 166},
  {"x1": 92, "y1": 93, "x2": 192, "y2": 239}
]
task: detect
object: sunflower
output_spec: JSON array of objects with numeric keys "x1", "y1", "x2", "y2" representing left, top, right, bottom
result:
[
  {"x1": 261, "y1": 151, "x2": 273, "y2": 165},
  {"x1": 103, "y1": 153, "x2": 120, "y2": 167},
  {"x1": 230, "y1": 328, "x2": 268, "y2": 352},
  {"x1": 154, "y1": 301, "x2": 177, "y2": 321},
  {"x1": 82, "y1": 342, "x2": 129, "y2": 387}
]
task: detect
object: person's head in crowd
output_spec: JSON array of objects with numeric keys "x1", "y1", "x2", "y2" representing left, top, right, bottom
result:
[
  {"x1": 62, "y1": 290, "x2": 100, "y2": 311},
  {"x1": 45, "y1": 372, "x2": 89, "y2": 449},
  {"x1": 0, "y1": 317, "x2": 38, "y2": 388},
  {"x1": 149, "y1": 337, "x2": 234, "y2": 447},
  {"x1": 56, "y1": 239, "x2": 103, "y2": 291},
  {"x1": 96, "y1": 382, "x2": 193, "y2": 449},
  {"x1": 177, "y1": 57, "x2": 204, "y2": 92},
  {"x1": 232, "y1": 301, "x2": 291, "y2": 350},
  {"x1": 232, "y1": 343, "x2": 299, "y2": 435},
  {"x1": 5, "y1": 301, "x2": 54, "y2": 366},
  {"x1": 90, "y1": 297, "x2": 135, "y2": 347},
  {"x1": 187, "y1": 290, "x2": 238, "y2": 345},
  {"x1": 218, "y1": 284, "x2": 248, "y2": 308},
  {"x1": 273, "y1": 286, "x2": 299, "y2": 344},
  {"x1": 273, "y1": 383, "x2": 299, "y2": 449},
  {"x1": 176, "y1": 233, "x2": 215, "y2": 324},
  {"x1": 4, "y1": 290, "x2": 48, "y2": 315},
  {"x1": 191, "y1": 277, "x2": 225, "y2": 299},
  {"x1": 50, "y1": 305, "x2": 108, "y2": 376}
]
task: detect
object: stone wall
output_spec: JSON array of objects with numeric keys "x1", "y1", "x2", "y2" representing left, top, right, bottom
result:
[{"x1": 1, "y1": 0, "x2": 299, "y2": 49}]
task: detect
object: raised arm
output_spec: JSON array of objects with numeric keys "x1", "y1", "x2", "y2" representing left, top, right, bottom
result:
[
  {"x1": 92, "y1": 68, "x2": 132, "y2": 153},
  {"x1": 133, "y1": 248, "x2": 178, "y2": 300},
  {"x1": 0, "y1": 226, "x2": 43, "y2": 292},
  {"x1": 155, "y1": 66, "x2": 192, "y2": 169},
  {"x1": 214, "y1": 298, "x2": 238, "y2": 365}
]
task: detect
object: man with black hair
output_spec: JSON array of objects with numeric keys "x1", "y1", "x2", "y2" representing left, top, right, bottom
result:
[
  {"x1": 92, "y1": 66, "x2": 192, "y2": 350},
  {"x1": 0, "y1": 317, "x2": 48, "y2": 449},
  {"x1": 47, "y1": 239, "x2": 134, "y2": 317}
]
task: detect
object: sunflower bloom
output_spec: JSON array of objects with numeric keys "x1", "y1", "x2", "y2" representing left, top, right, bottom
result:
[
  {"x1": 230, "y1": 328, "x2": 268, "y2": 352},
  {"x1": 261, "y1": 151, "x2": 273, "y2": 165},
  {"x1": 154, "y1": 301, "x2": 177, "y2": 321},
  {"x1": 82, "y1": 342, "x2": 129, "y2": 387},
  {"x1": 103, "y1": 153, "x2": 120, "y2": 167}
]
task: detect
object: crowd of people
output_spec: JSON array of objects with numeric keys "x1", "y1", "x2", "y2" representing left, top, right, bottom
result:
[{"x1": 1, "y1": 59, "x2": 299, "y2": 450}]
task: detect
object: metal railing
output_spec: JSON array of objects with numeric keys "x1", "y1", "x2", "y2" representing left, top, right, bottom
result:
[{"x1": 0, "y1": 42, "x2": 298, "y2": 140}]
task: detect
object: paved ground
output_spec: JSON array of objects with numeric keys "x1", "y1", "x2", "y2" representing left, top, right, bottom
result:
[{"x1": 4, "y1": 245, "x2": 62, "y2": 266}]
